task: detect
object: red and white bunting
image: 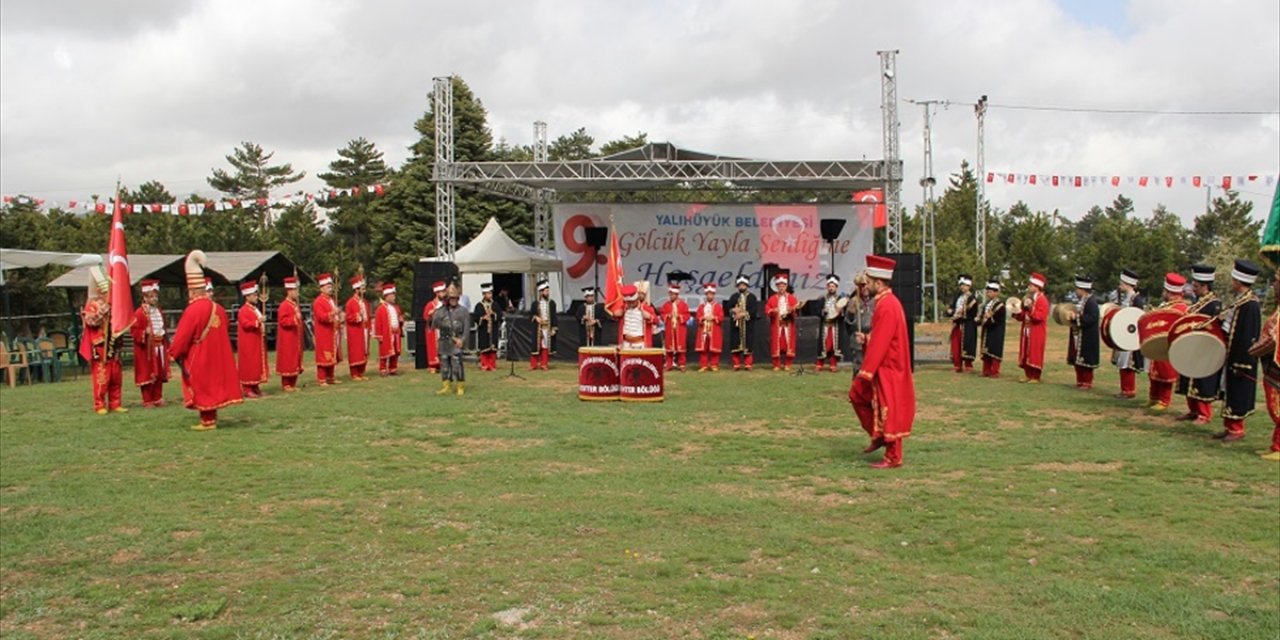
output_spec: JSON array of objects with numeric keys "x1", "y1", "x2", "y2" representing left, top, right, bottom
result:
[
  {"x1": 1, "y1": 183, "x2": 391, "y2": 214},
  {"x1": 985, "y1": 172, "x2": 1276, "y2": 190}
]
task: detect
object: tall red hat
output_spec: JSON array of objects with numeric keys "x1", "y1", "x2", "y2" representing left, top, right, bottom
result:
[
  {"x1": 621, "y1": 284, "x2": 638, "y2": 301},
  {"x1": 1028, "y1": 272, "x2": 1046, "y2": 289},
  {"x1": 1163, "y1": 272, "x2": 1186, "y2": 293},
  {"x1": 139, "y1": 279, "x2": 160, "y2": 293},
  {"x1": 350, "y1": 275, "x2": 365, "y2": 289},
  {"x1": 240, "y1": 281, "x2": 259, "y2": 295},
  {"x1": 865, "y1": 254, "x2": 896, "y2": 280},
  {"x1": 432, "y1": 281, "x2": 446, "y2": 293},
  {"x1": 316, "y1": 273, "x2": 333, "y2": 287},
  {"x1": 283, "y1": 276, "x2": 299, "y2": 289},
  {"x1": 381, "y1": 282, "x2": 396, "y2": 296}
]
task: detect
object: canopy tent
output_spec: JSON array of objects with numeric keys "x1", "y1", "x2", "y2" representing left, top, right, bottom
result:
[
  {"x1": 0, "y1": 249, "x2": 101, "y2": 286},
  {"x1": 451, "y1": 217, "x2": 564, "y2": 274},
  {"x1": 46, "y1": 252, "x2": 306, "y2": 289}
]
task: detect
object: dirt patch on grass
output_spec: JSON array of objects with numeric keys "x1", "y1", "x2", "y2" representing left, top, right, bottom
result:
[
  {"x1": 1031, "y1": 408, "x2": 1108, "y2": 423},
  {"x1": 651, "y1": 442, "x2": 708, "y2": 460},
  {"x1": 369, "y1": 435, "x2": 545, "y2": 456},
  {"x1": 689, "y1": 417, "x2": 849, "y2": 440},
  {"x1": 113, "y1": 526, "x2": 141, "y2": 537},
  {"x1": 170, "y1": 530, "x2": 201, "y2": 541},
  {"x1": 539, "y1": 461, "x2": 602, "y2": 476},
  {"x1": 1031, "y1": 461, "x2": 1124, "y2": 473},
  {"x1": 110, "y1": 549, "x2": 142, "y2": 565},
  {"x1": 929, "y1": 429, "x2": 999, "y2": 443}
]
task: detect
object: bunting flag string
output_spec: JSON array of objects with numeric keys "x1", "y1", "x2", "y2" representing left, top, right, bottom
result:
[
  {"x1": 0, "y1": 182, "x2": 390, "y2": 215},
  {"x1": 985, "y1": 172, "x2": 1276, "y2": 190}
]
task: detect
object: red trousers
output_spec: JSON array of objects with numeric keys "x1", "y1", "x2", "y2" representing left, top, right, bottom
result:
[
  {"x1": 199, "y1": 410, "x2": 217, "y2": 426},
  {"x1": 478, "y1": 352, "x2": 497, "y2": 371},
  {"x1": 139, "y1": 381, "x2": 165, "y2": 406},
  {"x1": 698, "y1": 352, "x2": 720, "y2": 369},
  {"x1": 1186, "y1": 397, "x2": 1213, "y2": 422},
  {"x1": 1119, "y1": 369, "x2": 1137, "y2": 397},
  {"x1": 666, "y1": 351, "x2": 687, "y2": 370},
  {"x1": 731, "y1": 353, "x2": 754, "y2": 370},
  {"x1": 529, "y1": 351, "x2": 549, "y2": 369},
  {"x1": 771, "y1": 354, "x2": 795, "y2": 369},
  {"x1": 317, "y1": 365, "x2": 336, "y2": 384},
  {"x1": 850, "y1": 379, "x2": 905, "y2": 465},
  {"x1": 1149, "y1": 380, "x2": 1173, "y2": 407},
  {"x1": 1020, "y1": 365, "x2": 1041, "y2": 381},
  {"x1": 91, "y1": 359, "x2": 123, "y2": 412},
  {"x1": 815, "y1": 355, "x2": 839, "y2": 371},
  {"x1": 1074, "y1": 366, "x2": 1094, "y2": 388},
  {"x1": 281, "y1": 375, "x2": 298, "y2": 390},
  {"x1": 1224, "y1": 418, "x2": 1245, "y2": 437},
  {"x1": 378, "y1": 356, "x2": 399, "y2": 375},
  {"x1": 348, "y1": 362, "x2": 367, "y2": 379},
  {"x1": 241, "y1": 384, "x2": 261, "y2": 398},
  {"x1": 1267, "y1": 385, "x2": 1280, "y2": 452},
  {"x1": 981, "y1": 357, "x2": 1001, "y2": 377}
]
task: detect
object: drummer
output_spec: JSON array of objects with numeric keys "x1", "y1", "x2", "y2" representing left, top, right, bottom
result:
[
  {"x1": 1013, "y1": 272, "x2": 1050, "y2": 383},
  {"x1": 1068, "y1": 275, "x2": 1101, "y2": 390},
  {"x1": 979, "y1": 279, "x2": 1006, "y2": 378},
  {"x1": 1147, "y1": 273, "x2": 1188, "y2": 411},
  {"x1": 1176, "y1": 264, "x2": 1222, "y2": 425},
  {"x1": 1112, "y1": 269, "x2": 1146, "y2": 399},
  {"x1": 615, "y1": 284, "x2": 656, "y2": 350},
  {"x1": 1216, "y1": 259, "x2": 1262, "y2": 443}
]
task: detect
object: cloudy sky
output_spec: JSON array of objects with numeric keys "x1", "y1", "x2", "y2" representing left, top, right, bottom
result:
[{"x1": 2, "y1": 0, "x2": 1277, "y2": 224}]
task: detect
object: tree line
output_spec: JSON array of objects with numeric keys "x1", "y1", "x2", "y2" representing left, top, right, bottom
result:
[{"x1": 0, "y1": 76, "x2": 1268, "y2": 324}]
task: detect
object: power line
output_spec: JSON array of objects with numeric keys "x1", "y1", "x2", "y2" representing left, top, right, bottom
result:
[{"x1": 927, "y1": 100, "x2": 1279, "y2": 116}]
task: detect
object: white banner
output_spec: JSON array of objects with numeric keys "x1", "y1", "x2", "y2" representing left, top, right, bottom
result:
[{"x1": 553, "y1": 203, "x2": 876, "y2": 298}]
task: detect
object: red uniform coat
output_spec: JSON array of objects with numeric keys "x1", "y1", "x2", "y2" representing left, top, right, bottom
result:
[
  {"x1": 79, "y1": 299, "x2": 112, "y2": 363},
  {"x1": 660, "y1": 298, "x2": 691, "y2": 354},
  {"x1": 1148, "y1": 300, "x2": 1188, "y2": 383},
  {"x1": 693, "y1": 301, "x2": 724, "y2": 354},
  {"x1": 857, "y1": 290, "x2": 916, "y2": 441},
  {"x1": 764, "y1": 292, "x2": 800, "y2": 357},
  {"x1": 422, "y1": 298, "x2": 443, "y2": 368},
  {"x1": 275, "y1": 298, "x2": 304, "y2": 376},
  {"x1": 1014, "y1": 292, "x2": 1049, "y2": 372},
  {"x1": 345, "y1": 294, "x2": 371, "y2": 367},
  {"x1": 374, "y1": 302, "x2": 404, "y2": 359},
  {"x1": 312, "y1": 293, "x2": 342, "y2": 366},
  {"x1": 131, "y1": 304, "x2": 170, "y2": 386},
  {"x1": 237, "y1": 303, "x2": 269, "y2": 385},
  {"x1": 169, "y1": 297, "x2": 243, "y2": 412}
]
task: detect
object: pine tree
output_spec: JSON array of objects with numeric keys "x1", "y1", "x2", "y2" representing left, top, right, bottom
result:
[
  {"x1": 319, "y1": 138, "x2": 390, "y2": 275},
  {"x1": 207, "y1": 142, "x2": 306, "y2": 230}
]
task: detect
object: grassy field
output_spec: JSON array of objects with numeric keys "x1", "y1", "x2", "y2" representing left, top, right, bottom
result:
[{"x1": 1, "y1": 323, "x2": 1277, "y2": 639}]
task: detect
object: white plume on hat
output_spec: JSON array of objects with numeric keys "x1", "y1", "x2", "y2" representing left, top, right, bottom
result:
[{"x1": 185, "y1": 250, "x2": 207, "y2": 290}]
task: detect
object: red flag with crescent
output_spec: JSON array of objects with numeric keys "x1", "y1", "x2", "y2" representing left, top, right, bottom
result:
[
  {"x1": 604, "y1": 223, "x2": 625, "y2": 315},
  {"x1": 852, "y1": 189, "x2": 886, "y2": 228},
  {"x1": 108, "y1": 191, "x2": 133, "y2": 338}
]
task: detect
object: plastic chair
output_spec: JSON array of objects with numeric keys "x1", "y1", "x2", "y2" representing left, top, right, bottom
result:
[
  {"x1": 35, "y1": 338, "x2": 62, "y2": 382},
  {"x1": 0, "y1": 342, "x2": 31, "y2": 387},
  {"x1": 47, "y1": 331, "x2": 78, "y2": 379},
  {"x1": 16, "y1": 338, "x2": 51, "y2": 383}
]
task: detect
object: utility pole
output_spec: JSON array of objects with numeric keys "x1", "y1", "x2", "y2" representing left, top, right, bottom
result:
[
  {"x1": 908, "y1": 99, "x2": 944, "y2": 322},
  {"x1": 975, "y1": 95, "x2": 988, "y2": 265}
]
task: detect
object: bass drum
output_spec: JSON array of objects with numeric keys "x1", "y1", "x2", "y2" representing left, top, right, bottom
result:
[
  {"x1": 1137, "y1": 308, "x2": 1182, "y2": 361},
  {"x1": 1167, "y1": 314, "x2": 1227, "y2": 379},
  {"x1": 1101, "y1": 306, "x2": 1143, "y2": 352}
]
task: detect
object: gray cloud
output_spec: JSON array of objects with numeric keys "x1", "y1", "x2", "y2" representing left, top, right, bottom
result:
[{"x1": 1, "y1": 0, "x2": 1276, "y2": 224}]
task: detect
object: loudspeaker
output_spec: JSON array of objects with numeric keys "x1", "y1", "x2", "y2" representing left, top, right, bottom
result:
[
  {"x1": 584, "y1": 227, "x2": 608, "y2": 248},
  {"x1": 412, "y1": 260, "x2": 460, "y2": 369},
  {"x1": 883, "y1": 253, "x2": 922, "y2": 368},
  {"x1": 819, "y1": 218, "x2": 847, "y2": 242}
]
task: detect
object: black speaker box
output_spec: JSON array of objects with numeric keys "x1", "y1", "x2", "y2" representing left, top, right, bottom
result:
[
  {"x1": 883, "y1": 252, "x2": 922, "y2": 367},
  {"x1": 584, "y1": 227, "x2": 609, "y2": 248},
  {"x1": 819, "y1": 218, "x2": 847, "y2": 242},
  {"x1": 412, "y1": 260, "x2": 460, "y2": 369}
]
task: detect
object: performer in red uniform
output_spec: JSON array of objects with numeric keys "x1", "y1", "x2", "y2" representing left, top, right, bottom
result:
[
  {"x1": 236, "y1": 280, "x2": 269, "y2": 398},
  {"x1": 693, "y1": 284, "x2": 724, "y2": 371},
  {"x1": 422, "y1": 281, "x2": 446, "y2": 373},
  {"x1": 169, "y1": 251, "x2": 243, "y2": 431},
  {"x1": 1259, "y1": 268, "x2": 1280, "y2": 461},
  {"x1": 131, "y1": 279, "x2": 169, "y2": 407},
  {"x1": 660, "y1": 284, "x2": 691, "y2": 371},
  {"x1": 345, "y1": 275, "x2": 372, "y2": 381},
  {"x1": 312, "y1": 272, "x2": 343, "y2": 385},
  {"x1": 849, "y1": 254, "x2": 916, "y2": 469},
  {"x1": 374, "y1": 282, "x2": 404, "y2": 376},
  {"x1": 614, "y1": 283, "x2": 656, "y2": 349},
  {"x1": 1013, "y1": 272, "x2": 1050, "y2": 383},
  {"x1": 81, "y1": 265, "x2": 126, "y2": 414},
  {"x1": 275, "y1": 276, "x2": 304, "y2": 391},
  {"x1": 765, "y1": 275, "x2": 799, "y2": 371},
  {"x1": 1147, "y1": 273, "x2": 1188, "y2": 410}
]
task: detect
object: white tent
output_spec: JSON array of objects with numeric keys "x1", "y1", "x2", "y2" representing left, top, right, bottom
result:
[
  {"x1": 0, "y1": 249, "x2": 101, "y2": 286},
  {"x1": 452, "y1": 218, "x2": 563, "y2": 274}
]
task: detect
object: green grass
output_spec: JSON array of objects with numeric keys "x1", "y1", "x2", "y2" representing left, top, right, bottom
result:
[{"x1": 2, "y1": 324, "x2": 1278, "y2": 639}]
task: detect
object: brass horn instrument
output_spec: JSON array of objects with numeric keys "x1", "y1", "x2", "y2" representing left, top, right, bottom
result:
[{"x1": 734, "y1": 291, "x2": 749, "y2": 352}]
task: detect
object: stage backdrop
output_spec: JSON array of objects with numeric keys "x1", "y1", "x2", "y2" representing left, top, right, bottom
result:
[{"x1": 554, "y1": 203, "x2": 875, "y2": 298}]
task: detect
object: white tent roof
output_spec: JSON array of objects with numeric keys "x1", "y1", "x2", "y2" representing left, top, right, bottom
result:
[
  {"x1": 452, "y1": 217, "x2": 563, "y2": 274},
  {"x1": 0, "y1": 249, "x2": 102, "y2": 285}
]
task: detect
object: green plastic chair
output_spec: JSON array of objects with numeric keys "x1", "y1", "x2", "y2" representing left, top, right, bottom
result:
[
  {"x1": 16, "y1": 338, "x2": 51, "y2": 383},
  {"x1": 35, "y1": 338, "x2": 63, "y2": 382}
]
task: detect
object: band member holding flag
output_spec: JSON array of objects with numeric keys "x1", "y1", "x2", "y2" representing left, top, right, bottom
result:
[
  {"x1": 237, "y1": 280, "x2": 269, "y2": 398},
  {"x1": 131, "y1": 279, "x2": 169, "y2": 407},
  {"x1": 694, "y1": 284, "x2": 724, "y2": 371},
  {"x1": 765, "y1": 274, "x2": 799, "y2": 371},
  {"x1": 374, "y1": 282, "x2": 404, "y2": 376},
  {"x1": 345, "y1": 275, "x2": 372, "y2": 381},
  {"x1": 849, "y1": 254, "x2": 916, "y2": 469},
  {"x1": 81, "y1": 266, "x2": 125, "y2": 414},
  {"x1": 169, "y1": 251, "x2": 242, "y2": 431}
]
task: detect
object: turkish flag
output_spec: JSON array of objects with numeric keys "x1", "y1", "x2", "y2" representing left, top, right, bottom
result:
[
  {"x1": 603, "y1": 224, "x2": 626, "y2": 315},
  {"x1": 1074, "y1": 176, "x2": 1082, "y2": 188},
  {"x1": 1111, "y1": 176, "x2": 1120, "y2": 187},
  {"x1": 1029, "y1": 175, "x2": 1037, "y2": 185},
  {"x1": 107, "y1": 191, "x2": 134, "y2": 339},
  {"x1": 374, "y1": 184, "x2": 385, "y2": 196},
  {"x1": 1006, "y1": 173, "x2": 1015, "y2": 184},
  {"x1": 1193, "y1": 176, "x2": 1202, "y2": 187},
  {"x1": 1139, "y1": 177, "x2": 1149, "y2": 187},
  {"x1": 1222, "y1": 176, "x2": 1232, "y2": 189},
  {"x1": 852, "y1": 189, "x2": 886, "y2": 228},
  {"x1": 1052, "y1": 176, "x2": 1060, "y2": 187},
  {"x1": 986, "y1": 172, "x2": 994, "y2": 183},
  {"x1": 1164, "y1": 177, "x2": 1173, "y2": 188}
]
